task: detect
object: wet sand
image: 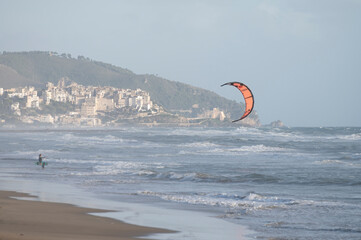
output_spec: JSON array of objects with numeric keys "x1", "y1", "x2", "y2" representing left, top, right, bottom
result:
[{"x1": 0, "y1": 190, "x2": 174, "y2": 240}]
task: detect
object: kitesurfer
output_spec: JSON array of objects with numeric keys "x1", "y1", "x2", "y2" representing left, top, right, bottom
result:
[
  {"x1": 38, "y1": 154, "x2": 46, "y2": 168},
  {"x1": 38, "y1": 154, "x2": 44, "y2": 163}
]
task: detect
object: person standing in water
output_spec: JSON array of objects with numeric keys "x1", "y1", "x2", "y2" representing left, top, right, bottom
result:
[{"x1": 38, "y1": 154, "x2": 46, "y2": 168}]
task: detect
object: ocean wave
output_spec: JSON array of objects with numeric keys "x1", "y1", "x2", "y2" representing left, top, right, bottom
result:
[
  {"x1": 137, "y1": 191, "x2": 299, "y2": 213},
  {"x1": 313, "y1": 159, "x2": 361, "y2": 168},
  {"x1": 54, "y1": 158, "x2": 113, "y2": 164},
  {"x1": 67, "y1": 160, "x2": 174, "y2": 177},
  {"x1": 229, "y1": 144, "x2": 290, "y2": 153},
  {"x1": 166, "y1": 128, "x2": 229, "y2": 137},
  {"x1": 235, "y1": 127, "x2": 299, "y2": 140},
  {"x1": 179, "y1": 141, "x2": 220, "y2": 148},
  {"x1": 178, "y1": 149, "x2": 223, "y2": 155},
  {"x1": 61, "y1": 160, "x2": 183, "y2": 177},
  {"x1": 136, "y1": 170, "x2": 281, "y2": 184},
  {"x1": 335, "y1": 133, "x2": 361, "y2": 141},
  {"x1": 272, "y1": 225, "x2": 361, "y2": 234},
  {"x1": 234, "y1": 127, "x2": 361, "y2": 143},
  {"x1": 59, "y1": 133, "x2": 136, "y2": 144},
  {"x1": 165, "y1": 172, "x2": 201, "y2": 181},
  {"x1": 70, "y1": 171, "x2": 120, "y2": 176},
  {"x1": 178, "y1": 144, "x2": 291, "y2": 156},
  {"x1": 139, "y1": 171, "x2": 215, "y2": 182},
  {"x1": 62, "y1": 161, "x2": 282, "y2": 184},
  {"x1": 68, "y1": 162, "x2": 143, "y2": 176}
]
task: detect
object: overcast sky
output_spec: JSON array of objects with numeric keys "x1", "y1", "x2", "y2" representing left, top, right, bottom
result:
[{"x1": 1, "y1": 0, "x2": 360, "y2": 126}]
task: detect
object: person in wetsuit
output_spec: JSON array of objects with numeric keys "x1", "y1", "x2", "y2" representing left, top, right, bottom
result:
[{"x1": 38, "y1": 154, "x2": 46, "y2": 168}]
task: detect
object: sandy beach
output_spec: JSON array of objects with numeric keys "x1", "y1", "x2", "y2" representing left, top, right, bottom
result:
[{"x1": 0, "y1": 190, "x2": 173, "y2": 240}]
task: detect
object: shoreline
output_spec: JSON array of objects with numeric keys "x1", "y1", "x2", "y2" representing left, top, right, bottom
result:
[
  {"x1": 0, "y1": 178, "x2": 250, "y2": 240},
  {"x1": 0, "y1": 190, "x2": 174, "y2": 240}
]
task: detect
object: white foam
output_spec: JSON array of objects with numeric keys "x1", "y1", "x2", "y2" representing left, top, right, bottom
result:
[
  {"x1": 66, "y1": 160, "x2": 172, "y2": 177},
  {"x1": 178, "y1": 144, "x2": 291, "y2": 156},
  {"x1": 229, "y1": 144, "x2": 289, "y2": 153},
  {"x1": 234, "y1": 127, "x2": 297, "y2": 140},
  {"x1": 59, "y1": 133, "x2": 136, "y2": 144},
  {"x1": 336, "y1": 133, "x2": 361, "y2": 141},
  {"x1": 138, "y1": 191, "x2": 299, "y2": 213},
  {"x1": 180, "y1": 142, "x2": 220, "y2": 148}
]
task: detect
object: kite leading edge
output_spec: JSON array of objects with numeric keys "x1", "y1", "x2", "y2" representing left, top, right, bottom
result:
[{"x1": 221, "y1": 82, "x2": 254, "y2": 122}]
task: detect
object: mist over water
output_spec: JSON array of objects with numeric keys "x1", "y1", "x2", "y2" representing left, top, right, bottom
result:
[{"x1": 1, "y1": 127, "x2": 360, "y2": 239}]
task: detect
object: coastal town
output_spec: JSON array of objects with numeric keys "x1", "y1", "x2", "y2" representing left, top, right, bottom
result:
[
  {"x1": 0, "y1": 78, "x2": 229, "y2": 127},
  {"x1": 0, "y1": 78, "x2": 165, "y2": 126}
]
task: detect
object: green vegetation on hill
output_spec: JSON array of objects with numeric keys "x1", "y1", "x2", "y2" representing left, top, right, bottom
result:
[{"x1": 0, "y1": 51, "x2": 259, "y2": 123}]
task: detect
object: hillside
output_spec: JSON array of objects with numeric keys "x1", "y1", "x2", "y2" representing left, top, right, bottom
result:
[
  {"x1": 0, "y1": 64, "x2": 41, "y2": 88},
  {"x1": 0, "y1": 51, "x2": 259, "y2": 125}
]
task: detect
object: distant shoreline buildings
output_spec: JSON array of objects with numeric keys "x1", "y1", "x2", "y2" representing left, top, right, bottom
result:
[{"x1": 0, "y1": 78, "x2": 163, "y2": 126}]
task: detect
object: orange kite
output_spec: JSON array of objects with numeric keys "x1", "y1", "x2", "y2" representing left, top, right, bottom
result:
[{"x1": 221, "y1": 82, "x2": 254, "y2": 122}]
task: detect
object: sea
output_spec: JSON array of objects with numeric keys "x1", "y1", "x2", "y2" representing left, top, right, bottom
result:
[{"x1": 0, "y1": 126, "x2": 360, "y2": 240}]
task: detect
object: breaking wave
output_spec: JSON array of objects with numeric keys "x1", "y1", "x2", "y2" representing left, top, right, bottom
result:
[
  {"x1": 137, "y1": 191, "x2": 301, "y2": 213},
  {"x1": 178, "y1": 144, "x2": 291, "y2": 155}
]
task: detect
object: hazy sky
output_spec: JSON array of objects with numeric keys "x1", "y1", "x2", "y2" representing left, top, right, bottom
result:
[{"x1": 1, "y1": 0, "x2": 360, "y2": 126}]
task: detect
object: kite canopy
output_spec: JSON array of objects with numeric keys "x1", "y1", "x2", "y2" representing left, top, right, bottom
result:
[{"x1": 221, "y1": 82, "x2": 254, "y2": 122}]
